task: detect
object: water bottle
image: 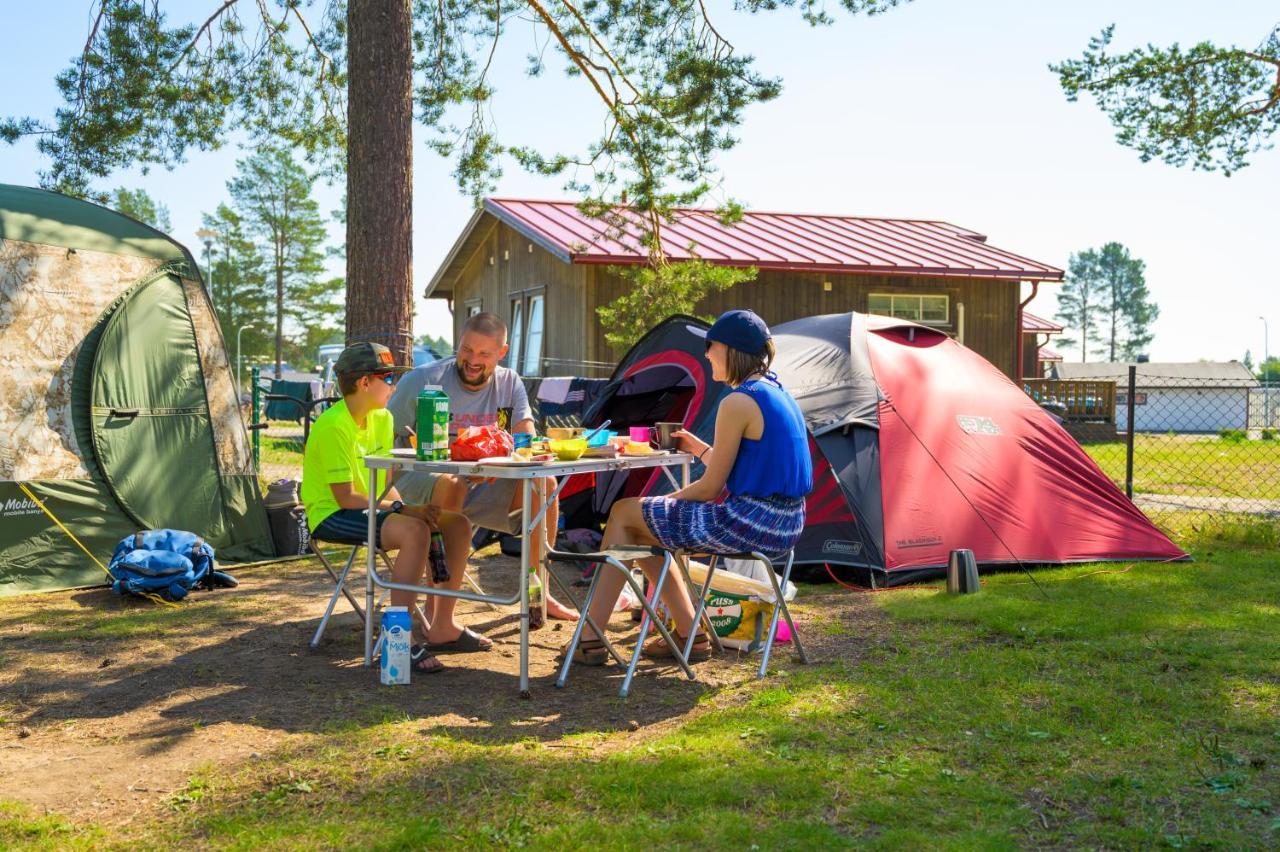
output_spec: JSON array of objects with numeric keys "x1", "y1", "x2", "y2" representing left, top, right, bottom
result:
[
  {"x1": 380, "y1": 606, "x2": 412, "y2": 685},
  {"x1": 416, "y1": 385, "x2": 450, "y2": 461},
  {"x1": 428, "y1": 530, "x2": 449, "y2": 583},
  {"x1": 528, "y1": 566, "x2": 545, "y2": 630}
]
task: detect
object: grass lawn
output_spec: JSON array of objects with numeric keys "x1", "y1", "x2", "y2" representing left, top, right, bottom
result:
[
  {"x1": 3, "y1": 532, "x2": 1277, "y2": 849},
  {"x1": 1082, "y1": 434, "x2": 1280, "y2": 501}
]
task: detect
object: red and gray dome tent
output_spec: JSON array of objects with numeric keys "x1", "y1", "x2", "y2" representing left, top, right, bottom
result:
[{"x1": 582, "y1": 313, "x2": 1186, "y2": 586}]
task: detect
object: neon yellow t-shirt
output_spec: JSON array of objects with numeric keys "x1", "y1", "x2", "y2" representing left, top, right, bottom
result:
[{"x1": 301, "y1": 400, "x2": 394, "y2": 532}]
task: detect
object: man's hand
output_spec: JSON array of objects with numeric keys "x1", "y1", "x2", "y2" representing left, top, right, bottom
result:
[{"x1": 402, "y1": 503, "x2": 441, "y2": 528}]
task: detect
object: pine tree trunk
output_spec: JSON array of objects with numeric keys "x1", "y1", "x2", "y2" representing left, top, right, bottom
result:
[
  {"x1": 275, "y1": 264, "x2": 284, "y2": 379},
  {"x1": 346, "y1": 0, "x2": 415, "y2": 365}
]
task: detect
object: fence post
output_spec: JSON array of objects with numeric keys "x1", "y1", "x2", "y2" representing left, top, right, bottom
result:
[
  {"x1": 251, "y1": 365, "x2": 261, "y2": 471},
  {"x1": 1125, "y1": 365, "x2": 1136, "y2": 500}
]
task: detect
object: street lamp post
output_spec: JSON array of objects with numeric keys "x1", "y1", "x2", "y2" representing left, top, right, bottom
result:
[
  {"x1": 196, "y1": 227, "x2": 218, "y2": 313},
  {"x1": 236, "y1": 324, "x2": 257, "y2": 401},
  {"x1": 1262, "y1": 316, "x2": 1271, "y2": 427}
]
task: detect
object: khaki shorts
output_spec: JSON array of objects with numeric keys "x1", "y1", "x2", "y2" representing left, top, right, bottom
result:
[{"x1": 396, "y1": 471, "x2": 523, "y2": 535}]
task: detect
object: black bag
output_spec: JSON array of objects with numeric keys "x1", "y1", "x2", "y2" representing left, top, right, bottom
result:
[{"x1": 264, "y1": 479, "x2": 310, "y2": 557}]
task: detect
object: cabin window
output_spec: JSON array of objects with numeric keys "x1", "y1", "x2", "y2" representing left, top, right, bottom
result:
[
  {"x1": 868, "y1": 293, "x2": 949, "y2": 325},
  {"x1": 464, "y1": 299, "x2": 482, "y2": 318},
  {"x1": 508, "y1": 298, "x2": 525, "y2": 370},
  {"x1": 523, "y1": 294, "x2": 545, "y2": 376}
]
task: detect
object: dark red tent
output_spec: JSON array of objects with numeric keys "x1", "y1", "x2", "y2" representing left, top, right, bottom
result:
[{"x1": 583, "y1": 313, "x2": 1186, "y2": 586}]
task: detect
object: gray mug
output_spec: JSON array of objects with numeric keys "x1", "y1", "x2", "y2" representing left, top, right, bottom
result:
[{"x1": 655, "y1": 422, "x2": 683, "y2": 450}]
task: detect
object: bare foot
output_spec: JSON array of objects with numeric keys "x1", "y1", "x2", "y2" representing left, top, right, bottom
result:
[{"x1": 544, "y1": 593, "x2": 580, "y2": 621}]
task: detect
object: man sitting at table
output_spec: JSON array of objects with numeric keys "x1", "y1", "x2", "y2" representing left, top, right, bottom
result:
[
  {"x1": 389, "y1": 312, "x2": 579, "y2": 648},
  {"x1": 301, "y1": 342, "x2": 448, "y2": 675}
]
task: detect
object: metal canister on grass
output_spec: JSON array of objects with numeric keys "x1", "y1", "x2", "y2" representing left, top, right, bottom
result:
[
  {"x1": 416, "y1": 385, "x2": 450, "y2": 461},
  {"x1": 380, "y1": 606, "x2": 413, "y2": 685}
]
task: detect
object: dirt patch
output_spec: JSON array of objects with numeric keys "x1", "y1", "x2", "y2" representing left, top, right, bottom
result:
[{"x1": 0, "y1": 547, "x2": 888, "y2": 827}]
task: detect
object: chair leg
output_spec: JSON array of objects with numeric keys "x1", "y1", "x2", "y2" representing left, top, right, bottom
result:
[
  {"x1": 679, "y1": 552, "x2": 725, "y2": 659},
  {"x1": 758, "y1": 550, "x2": 807, "y2": 678},
  {"x1": 555, "y1": 561, "x2": 627, "y2": 690},
  {"x1": 621, "y1": 551, "x2": 688, "y2": 698},
  {"x1": 311, "y1": 546, "x2": 360, "y2": 649},
  {"x1": 313, "y1": 543, "x2": 366, "y2": 620}
]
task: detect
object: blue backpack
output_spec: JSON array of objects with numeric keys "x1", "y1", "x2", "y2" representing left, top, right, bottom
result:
[{"x1": 107, "y1": 530, "x2": 237, "y2": 602}]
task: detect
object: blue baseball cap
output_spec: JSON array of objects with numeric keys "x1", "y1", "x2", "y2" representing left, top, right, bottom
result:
[{"x1": 692, "y1": 310, "x2": 772, "y2": 356}]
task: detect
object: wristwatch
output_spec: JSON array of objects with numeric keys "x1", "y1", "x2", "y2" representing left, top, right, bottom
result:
[{"x1": 389, "y1": 500, "x2": 404, "y2": 514}]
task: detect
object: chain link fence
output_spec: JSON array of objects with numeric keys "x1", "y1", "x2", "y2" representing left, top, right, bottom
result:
[{"x1": 1035, "y1": 368, "x2": 1280, "y2": 537}]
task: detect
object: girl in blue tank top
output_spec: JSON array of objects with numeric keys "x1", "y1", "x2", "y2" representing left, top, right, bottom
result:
[{"x1": 560, "y1": 310, "x2": 812, "y2": 667}]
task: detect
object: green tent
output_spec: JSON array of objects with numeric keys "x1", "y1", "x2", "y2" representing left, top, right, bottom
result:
[{"x1": 1, "y1": 184, "x2": 273, "y2": 595}]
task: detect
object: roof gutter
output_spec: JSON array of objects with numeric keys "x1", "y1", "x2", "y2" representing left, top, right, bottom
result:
[{"x1": 1016, "y1": 280, "x2": 1039, "y2": 384}]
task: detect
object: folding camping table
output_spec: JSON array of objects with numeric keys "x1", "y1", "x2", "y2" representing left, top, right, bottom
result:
[{"x1": 361, "y1": 450, "x2": 693, "y2": 697}]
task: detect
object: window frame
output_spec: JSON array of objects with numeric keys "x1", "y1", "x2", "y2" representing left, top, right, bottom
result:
[
  {"x1": 505, "y1": 286, "x2": 547, "y2": 376},
  {"x1": 867, "y1": 292, "x2": 951, "y2": 326}
]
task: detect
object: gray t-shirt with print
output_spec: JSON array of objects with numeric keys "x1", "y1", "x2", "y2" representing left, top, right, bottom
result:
[{"x1": 387, "y1": 357, "x2": 533, "y2": 443}]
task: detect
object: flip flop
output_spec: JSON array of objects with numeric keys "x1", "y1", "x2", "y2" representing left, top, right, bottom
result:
[
  {"x1": 410, "y1": 645, "x2": 447, "y2": 674},
  {"x1": 423, "y1": 626, "x2": 493, "y2": 654}
]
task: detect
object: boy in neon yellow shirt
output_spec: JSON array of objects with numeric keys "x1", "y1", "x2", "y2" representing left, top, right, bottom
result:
[{"x1": 302, "y1": 342, "x2": 448, "y2": 675}]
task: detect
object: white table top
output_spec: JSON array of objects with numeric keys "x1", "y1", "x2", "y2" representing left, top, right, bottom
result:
[{"x1": 363, "y1": 451, "x2": 693, "y2": 480}]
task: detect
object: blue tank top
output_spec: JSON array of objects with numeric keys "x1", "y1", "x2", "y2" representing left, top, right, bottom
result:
[{"x1": 725, "y1": 376, "x2": 813, "y2": 499}]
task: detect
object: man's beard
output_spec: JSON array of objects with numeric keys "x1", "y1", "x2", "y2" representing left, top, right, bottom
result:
[{"x1": 455, "y1": 359, "x2": 492, "y2": 389}]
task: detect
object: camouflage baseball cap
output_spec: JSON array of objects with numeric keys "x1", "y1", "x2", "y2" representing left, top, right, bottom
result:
[{"x1": 332, "y1": 342, "x2": 412, "y2": 375}]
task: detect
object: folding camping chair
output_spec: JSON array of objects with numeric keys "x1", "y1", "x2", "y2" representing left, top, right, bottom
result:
[{"x1": 549, "y1": 545, "x2": 697, "y2": 698}]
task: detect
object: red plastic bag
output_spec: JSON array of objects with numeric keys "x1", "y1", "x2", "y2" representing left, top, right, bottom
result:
[{"x1": 449, "y1": 425, "x2": 514, "y2": 461}]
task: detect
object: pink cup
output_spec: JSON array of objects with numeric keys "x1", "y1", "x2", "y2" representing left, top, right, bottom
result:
[{"x1": 628, "y1": 426, "x2": 652, "y2": 444}]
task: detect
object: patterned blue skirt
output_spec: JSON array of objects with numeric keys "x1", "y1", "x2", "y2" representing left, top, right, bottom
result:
[{"x1": 640, "y1": 493, "x2": 806, "y2": 557}]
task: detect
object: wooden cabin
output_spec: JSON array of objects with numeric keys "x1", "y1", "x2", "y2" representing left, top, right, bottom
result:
[
  {"x1": 1022, "y1": 311, "x2": 1066, "y2": 379},
  {"x1": 425, "y1": 199, "x2": 1064, "y2": 380}
]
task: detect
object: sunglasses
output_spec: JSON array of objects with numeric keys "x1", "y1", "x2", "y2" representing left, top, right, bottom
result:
[{"x1": 367, "y1": 371, "x2": 399, "y2": 386}]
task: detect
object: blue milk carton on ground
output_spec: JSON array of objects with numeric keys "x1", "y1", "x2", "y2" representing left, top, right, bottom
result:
[{"x1": 380, "y1": 606, "x2": 413, "y2": 685}]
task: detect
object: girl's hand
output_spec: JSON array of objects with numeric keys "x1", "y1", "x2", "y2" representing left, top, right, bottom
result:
[{"x1": 672, "y1": 429, "x2": 709, "y2": 457}]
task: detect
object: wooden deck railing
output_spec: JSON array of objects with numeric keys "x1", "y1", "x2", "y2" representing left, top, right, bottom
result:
[{"x1": 1024, "y1": 379, "x2": 1116, "y2": 422}]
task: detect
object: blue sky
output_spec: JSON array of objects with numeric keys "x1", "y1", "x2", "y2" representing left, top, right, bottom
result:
[{"x1": 3, "y1": 1, "x2": 1277, "y2": 365}]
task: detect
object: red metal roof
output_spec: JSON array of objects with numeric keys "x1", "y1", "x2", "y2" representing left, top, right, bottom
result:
[
  {"x1": 1022, "y1": 311, "x2": 1064, "y2": 333},
  {"x1": 1038, "y1": 346, "x2": 1064, "y2": 362},
  {"x1": 482, "y1": 198, "x2": 1064, "y2": 282}
]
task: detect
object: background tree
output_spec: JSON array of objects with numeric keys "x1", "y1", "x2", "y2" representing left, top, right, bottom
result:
[
  {"x1": 1243, "y1": 349, "x2": 1254, "y2": 372},
  {"x1": 200, "y1": 202, "x2": 273, "y2": 378},
  {"x1": 1053, "y1": 24, "x2": 1280, "y2": 175},
  {"x1": 110, "y1": 186, "x2": 172, "y2": 232},
  {"x1": 1055, "y1": 251, "x2": 1106, "y2": 362},
  {"x1": 2, "y1": 0, "x2": 912, "y2": 364},
  {"x1": 597, "y1": 261, "x2": 757, "y2": 350},
  {"x1": 227, "y1": 146, "x2": 330, "y2": 378},
  {"x1": 1091, "y1": 241, "x2": 1158, "y2": 361},
  {"x1": 417, "y1": 333, "x2": 453, "y2": 357},
  {"x1": 1260, "y1": 357, "x2": 1280, "y2": 385}
]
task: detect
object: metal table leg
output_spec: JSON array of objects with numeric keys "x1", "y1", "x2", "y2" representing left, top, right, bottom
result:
[
  {"x1": 363, "y1": 466, "x2": 377, "y2": 666},
  {"x1": 519, "y1": 478, "x2": 532, "y2": 698}
]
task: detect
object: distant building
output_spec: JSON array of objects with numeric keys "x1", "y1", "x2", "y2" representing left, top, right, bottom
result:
[
  {"x1": 1021, "y1": 311, "x2": 1064, "y2": 378},
  {"x1": 425, "y1": 199, "x2": 1064, "y2": 379},
  {"x1": 1057, "y1": 361, "x2": 1259, "y2": 432}
]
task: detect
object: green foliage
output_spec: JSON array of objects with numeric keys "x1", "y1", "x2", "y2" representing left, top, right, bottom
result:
[
  {"x1": 1052, "y1": 24, "x2": 1280, "y2": 175},
  {"x1": 1218, "y1": 428, "x2": 1247, "y2": 444},
  {"x1": 416, "y1": 333, "x2": 453, "y2": 356},
  {"x1": 1056, "y1": 242, "x2": 1158, "y2": 362},
  {"x1": 200, "y1": 202, "x2": 272, "y2": 368},
  {"x1": 596, "y1": 260, "x2": 756, "y2": 350},
  {"x1": 226, "y1": 146, "x2": 336, "y2": 376},
  {"x1": 3, "y1": 0, "x2": 911, "y2": 251},
  {"x1": 1258, "y1": 357, "x2": 1280, "y2": 385},
  {"x1": 110, "y1": 186, "x2": 172, "y2": 232},
  {"x1": 1261, "y1": 428, "x2": 1276, "y2": 442}
]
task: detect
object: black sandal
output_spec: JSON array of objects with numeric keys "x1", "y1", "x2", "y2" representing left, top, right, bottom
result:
[{"x1": 410, "y1": 645, "x2": 446, "y2": 674}]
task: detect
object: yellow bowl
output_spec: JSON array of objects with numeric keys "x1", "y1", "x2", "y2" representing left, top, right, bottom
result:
[
  {"x1": 546, "y1": 427, "x2": 583, "y2": 441},
  {"x1": 549, "y1": 438, "x2": 587, "y2": 460}
]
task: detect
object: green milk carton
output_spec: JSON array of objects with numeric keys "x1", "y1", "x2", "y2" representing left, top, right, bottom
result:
[{"x1": 416, "y1": 385, "x2": 450, "y2": 461}]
